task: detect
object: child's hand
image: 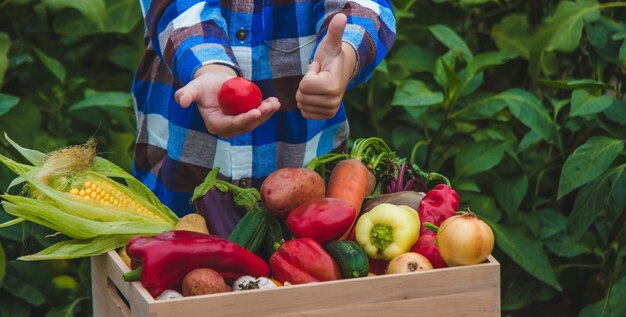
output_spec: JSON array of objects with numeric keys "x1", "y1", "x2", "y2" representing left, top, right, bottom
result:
[
  {"x1": 296, "y1": 13, "x2": 357, "y2": 120},
  {"x1": 175, "y1": 64, "x2": 281, "y2": 138}
]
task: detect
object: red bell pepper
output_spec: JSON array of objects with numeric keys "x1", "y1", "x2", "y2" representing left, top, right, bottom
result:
[
  {"x1": 410, "y1": 234, "x2": 447, "y2": 268},
  {"x1": 269, "y1": 237, "x2": 342, "y2": 285},
  {"x1": 124, "y1": 230, "x2": 269, "y2": 297},
  {"x1": 418, "y1": 184, "x2": 460, "y2": 236},
  {"x1": 286, "y1": 198, "x2": 356, "y2": 244}
]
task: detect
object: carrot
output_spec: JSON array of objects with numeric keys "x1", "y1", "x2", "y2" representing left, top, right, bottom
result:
[
  {"x1": 327, "y1": 159, "x2": 370, "y2": 211},
  {"x1": 326, "y1": 159, "x2": 370, "y2": 240}
]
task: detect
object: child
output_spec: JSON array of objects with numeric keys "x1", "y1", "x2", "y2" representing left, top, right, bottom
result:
[{"x1": 132, "y1": 0, "x2": 396, "y2": 216}]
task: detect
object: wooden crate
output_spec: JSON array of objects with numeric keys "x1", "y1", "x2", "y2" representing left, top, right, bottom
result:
[{"x1": 92, "y1": 250, "x2": 500, "y2": 317}]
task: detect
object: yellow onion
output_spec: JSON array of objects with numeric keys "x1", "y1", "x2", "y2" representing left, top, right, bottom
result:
[{"x1": 437, "y1": 212, "x2": 494, "y2": 266}]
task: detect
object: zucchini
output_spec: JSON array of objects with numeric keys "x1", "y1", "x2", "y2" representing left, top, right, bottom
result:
[
  {"x1": 261, "y1": 213, "x2": 291, "y2": 262},
  {"x1": 325, "y1": 240, "x2": 369, "y2": 278},
  {"x1": 228, "y1": 207, "x2": 269, "y2": 253}
]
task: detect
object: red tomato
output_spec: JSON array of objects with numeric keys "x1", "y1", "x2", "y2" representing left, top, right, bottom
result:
[{"x1": 217, "y1": 77, "x2": 262, "y2": 115}]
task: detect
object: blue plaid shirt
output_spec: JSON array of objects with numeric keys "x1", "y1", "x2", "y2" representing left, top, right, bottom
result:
[{"x1": 132, "y1": 0, "x2": 396, "y2": 216}]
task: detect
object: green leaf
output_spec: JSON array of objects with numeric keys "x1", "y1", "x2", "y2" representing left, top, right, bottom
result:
[
  {"x1": 42, "y1": 0, "x2": 106, "y2": 31},
  {"x1": 454, "y1": 141, "x2": 506, "y2": 177},
  {"x1": 580, "y1": 276, "x2": 626, "y2": 317},
  {"x1": 460, "y1": 193, "x2": 501, "y2": 222},
  {"x1": 454, "y1": 179, "x2": 481, "y2": 193},
  {"x1": 0, "y1": 94, "x2": 19, "y2": 117},
  {"x1": 460, "y1": 0, "x2": 497, "y2": 5},
  {"x1": 452, "y1": 93, "x2": 507, "y2": 120},
  {"x1": 501, "y1": 89, "x2": 559, "y2": 147},
  {"x1": 0, "y1": 296, "x2": 31, "y2": 317},
  {"x1": 538, "y1": 78, "x2": 613, "y2": 90},
  {"x1": 570, "y1": 90, "x2": 614, "y2": 116},
  {"x1": 0, "y1": 33, "x2": 10, "y2": 86},
  {"x1": 518, "y1": 130, "x2": 542, "y2": 152},
  {"x1": 620, "y1": 39, "x2": 626, "y2": 66},
  {"x1": 604, "y1": 98, "x2": 626, "y2": 125},
  {"x1": 502, "y1": 270, "x2": 558, "y2": 311},
  {"x1": 465, "y1": 51, "x2": 518, "y2": 81},
  {"x1": 45, "y1": 297, "x2": 88, "y2": 317},
  {"x1": 486, "y1": 221, "x2": 562, "y2": 291},
  {"x1": 0, "y1": 243, "x2": 5, "y2": 286},
  {"x1": 33, "y1": 48, "x2": 66, "y2": 83},
  {"x1": 541, "y1": 0, "x2": 601, "y2": 53},
  {"x1": 2, "y1": 274, "x2": 46, "y2": 306},
  {"x1": 560, "y1": 165, "x2": 626, "y2": 255},
  {"x1": 429, "y1": 24, "x2": 473, "y2": 60},
  {"x1": 391, "y1": 45, "x2": 438, "y2": 73},
  {"x1": 558, "y1": 137, "x2": 623, "y2": 198},
  {"x1": 491, "y1": 14, "x2": 533, "y2": 59},
  {"x1": 392, "y1": 80, "x2": 444, "y2": 107},
  {"x1": 433, "y1": 51, "x2": 461, "y2": 93},
  {"x1": 68, "y1": 91, "x2": 133, "y2": 111},
  {"x1": 495, "y1": 173, "x2": 528, "y2": 219},
  {"x1": 537, "y1": 209, "x2": 568, "y2": 240}
]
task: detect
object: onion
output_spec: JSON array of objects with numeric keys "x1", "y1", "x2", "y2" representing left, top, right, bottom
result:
[
  {"x1": 385, "y1": 252, "x2": 433, "y2": 274},
  {"x1": 436, "y1": 212, "x2": 494, "y2": 266}
]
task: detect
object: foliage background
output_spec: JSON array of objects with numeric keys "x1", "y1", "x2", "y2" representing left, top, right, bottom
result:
[{"x1": 0, "y1": 0, "x2": 625, "y2": 316}]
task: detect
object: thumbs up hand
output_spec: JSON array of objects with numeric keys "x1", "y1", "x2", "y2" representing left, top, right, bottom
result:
[{"x1": 296, "y1": 14, "x2": 357, "y2": 120}]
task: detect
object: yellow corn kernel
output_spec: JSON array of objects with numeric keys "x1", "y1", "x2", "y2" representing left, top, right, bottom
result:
[
  {"x1": 69, "y1": 188, "x2": 79, "y2": 195},
  {"x1": 79, "y1": 190, "x2": 86, "y2": 197},
  {"x1": 84, "y1": 181, "x2": 92, "y2": 188}
]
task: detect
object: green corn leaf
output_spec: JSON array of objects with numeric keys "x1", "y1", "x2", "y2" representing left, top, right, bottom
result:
[
  {"x1": 4, "y1": 133, "x2": 47, "y2": 166},
  {"x1": 1, "y1": 199, "x2": 171, "y2": 240},
  {"x1": 18, "y1": 235, "x2": 133, "y2": 261}
]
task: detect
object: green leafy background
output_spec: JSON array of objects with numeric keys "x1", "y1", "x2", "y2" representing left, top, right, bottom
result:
[{"x1": 1, "y1": 0, "x2": 626, "y2": 316}]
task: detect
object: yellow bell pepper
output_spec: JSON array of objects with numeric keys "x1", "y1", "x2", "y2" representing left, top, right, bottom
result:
[{"x1": 355, "y1": 203, "x2": 420, "y2": 260}]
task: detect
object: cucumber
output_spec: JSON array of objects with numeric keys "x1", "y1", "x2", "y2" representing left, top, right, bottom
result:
[
  {"x1": 260, "y1": 213, "x2": 291, "y2": 262},
  {"x1": 228, "y1": 207, "x2": 269, "y2": 253},
  {"x1": 325, "y1": 240, "x2": 369, "y2": 278}
]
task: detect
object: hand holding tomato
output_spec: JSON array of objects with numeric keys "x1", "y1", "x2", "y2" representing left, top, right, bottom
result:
[{"x1": 175, "y1": 64, "x2": 280, "y2": 138}]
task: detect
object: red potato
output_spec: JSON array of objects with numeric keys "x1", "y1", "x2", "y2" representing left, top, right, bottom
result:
[
  {"x1": 260, "y1": 168, "x2": 325, "y2": 218},
  {"x1": 217, "y1": 77, "x2": 262, "y2": 115},
  {"x1": 182, "y1": 268, "x2": 231, "y2": 296}
]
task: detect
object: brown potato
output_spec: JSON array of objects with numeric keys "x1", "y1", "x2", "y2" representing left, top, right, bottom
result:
[
  {"x1": 260, "y1": 168, "x2": 325, "y2": 218},
  {"x1": 182, "y1": 268, "x2": 231, "y2": 296},
  {"x1": 175, "y1": 213, "x2": 209, "y2": 234}
]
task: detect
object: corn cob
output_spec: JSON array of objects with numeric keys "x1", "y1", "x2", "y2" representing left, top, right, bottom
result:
[{"x1": 0, "y1": 134, "x2": 179, "y2": 260}]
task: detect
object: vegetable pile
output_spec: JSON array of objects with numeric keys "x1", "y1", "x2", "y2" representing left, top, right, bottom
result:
[{"x1": 0, "y1": 135, "x2": 495, "y2": 300}]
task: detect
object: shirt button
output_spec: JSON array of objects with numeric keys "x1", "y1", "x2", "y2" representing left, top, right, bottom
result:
[{"x1": 236, "y1": 28, "x2": 247, "y2": 41}]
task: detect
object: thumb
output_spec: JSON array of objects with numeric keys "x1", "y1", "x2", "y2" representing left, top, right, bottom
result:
[
  {"x1": 175, "y1": 84, "x2": 198, "y2": 108},
  {"x1": 320, "y1": 13, "x2": 347, "y2": 56},
  {"x1": 304, "y1": 60, "x2": 321, "y2": 77}
]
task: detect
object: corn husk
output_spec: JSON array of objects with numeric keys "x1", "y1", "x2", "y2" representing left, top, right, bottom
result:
[{"x1": 0, "y1": 134, "x2": 179, "y2": 260}]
